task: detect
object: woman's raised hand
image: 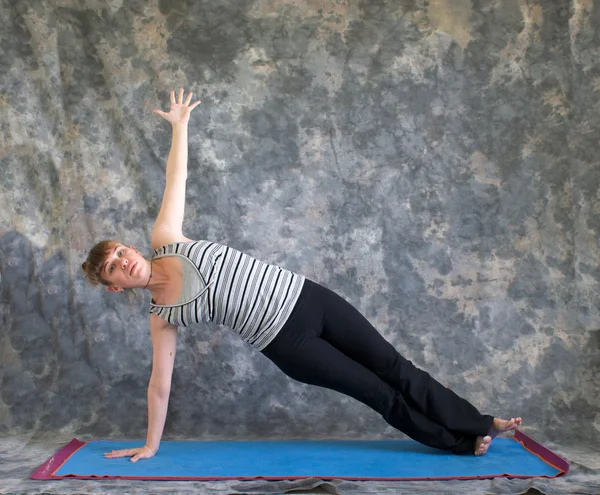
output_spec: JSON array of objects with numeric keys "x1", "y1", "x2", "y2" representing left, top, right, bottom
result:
[
  {"x1": 152, "y1": 88, "x2": 201, "y2": 126},
  {"x1": 104, "y1": 444, "x2": 156, "y2": 463}
]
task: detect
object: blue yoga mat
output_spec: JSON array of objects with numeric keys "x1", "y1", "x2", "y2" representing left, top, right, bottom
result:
[{"x1": 32, "y1": 432, "x2": 568, "y2": 481}]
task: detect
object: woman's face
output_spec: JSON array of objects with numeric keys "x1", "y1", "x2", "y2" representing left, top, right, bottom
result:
[{"x1": 102, "y1": 243, "x2": 149, "y2": 291}]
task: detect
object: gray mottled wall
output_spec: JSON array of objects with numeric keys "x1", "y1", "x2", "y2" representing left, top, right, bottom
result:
[{"x1": 1, "y1": 0, "x2": 599, "y2": 454}]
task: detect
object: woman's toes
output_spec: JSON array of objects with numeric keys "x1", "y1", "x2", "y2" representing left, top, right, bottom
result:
[{"x1": 474, "y1": 435, "x2": 492, "y2": 456}]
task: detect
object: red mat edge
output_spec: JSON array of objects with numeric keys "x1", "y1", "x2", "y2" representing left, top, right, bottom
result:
[
  {"x1": 513, "y1": 430, "x2": 569, "y2": 476},
  {"x1": 30, "y1": 433, "x2": 569, "y2": 482},
  {"x1": 31, "y1": 438, "x2": 87, "y2": 480}
]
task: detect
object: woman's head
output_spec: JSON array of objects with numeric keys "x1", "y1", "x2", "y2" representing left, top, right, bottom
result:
[
  {"x1": 82, "y1": 240, "x2": 150, "y2": 291},
  {"x1": 82, "y1": 240, "x2": 119, "y2": 286}
]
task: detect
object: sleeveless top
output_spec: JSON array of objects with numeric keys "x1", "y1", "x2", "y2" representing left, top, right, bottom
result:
[{"x1": 149, "y1": 240, "x2": 305, "y2": 351}]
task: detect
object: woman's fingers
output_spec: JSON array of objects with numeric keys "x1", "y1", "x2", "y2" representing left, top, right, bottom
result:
[
  {"x1": 103, "y1": 449, "x2": 129, "y2": 458},
  {"x1": 173, "y1": 89, "x2": 197, "y2": 106},
  {"x1": 153, "y1": 89, "x2": 200, "y2": 122},
  {"x1": 130, "y1": 453, "x2": 146, "y2": 462},
  {"x1": 104, "y1": 446, "x2": 154, "y2": 461}
]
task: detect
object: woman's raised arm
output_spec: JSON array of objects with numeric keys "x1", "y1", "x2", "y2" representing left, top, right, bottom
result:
[{"x1": 151, "y1": 88, "x2": 201, "y2": 249}]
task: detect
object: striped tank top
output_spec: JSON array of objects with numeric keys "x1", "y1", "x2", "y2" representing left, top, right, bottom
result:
[{"x1": 149, "y1": 240, "x2": 305, "y2": 351}]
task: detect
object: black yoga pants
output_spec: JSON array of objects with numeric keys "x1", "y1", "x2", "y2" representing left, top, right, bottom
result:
[{"x1": 261, "y1": 279, "x2": 494, "y2": 454}]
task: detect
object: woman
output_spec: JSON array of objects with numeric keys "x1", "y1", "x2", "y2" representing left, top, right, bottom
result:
[{"x1": 83, "y1": 88, "x2": 522, "y2": 463}]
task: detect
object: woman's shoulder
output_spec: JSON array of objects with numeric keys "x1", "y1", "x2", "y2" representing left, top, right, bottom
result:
[
  {"x1": 151, "y1": 238, "x2": 226, "y2": 258},
  {"x1": 151, "y1": 231, "x2": 195, "y2": 251}
]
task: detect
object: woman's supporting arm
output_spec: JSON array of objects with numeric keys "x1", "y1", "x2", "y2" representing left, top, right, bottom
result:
[
  {"x1": 145, "y1": 314, "x2": 179, "y2": 453},
  {"x1": 103, "y1": 316, "x2": 178, "y2": 462},
  {"x1": 145, "y1": 382, "x2": 171, "y2": 453}
]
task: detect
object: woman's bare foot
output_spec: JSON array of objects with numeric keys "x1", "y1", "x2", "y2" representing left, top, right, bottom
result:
[
  {"x1": 474, "y1": 435, "x2": 492, "y2": 456},
  {"x1": 489, "y1": 417, "x2": 522, "y2": 439},
  {"x1": 473, "y1": 417, "x2": 522, "y2": 455}
]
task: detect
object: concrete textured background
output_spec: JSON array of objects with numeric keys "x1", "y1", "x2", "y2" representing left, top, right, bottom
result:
[{"x1": 1, "y1": 0, "x2": 600, "y2": 493}]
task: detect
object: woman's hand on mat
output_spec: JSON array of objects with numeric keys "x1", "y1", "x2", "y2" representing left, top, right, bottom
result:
[
  {"x1": 104, "y1": 444, "x2": 156, "y2": 462},
  {"x1": 152, "y1": 87, "x2": 201, "y2": 126}
]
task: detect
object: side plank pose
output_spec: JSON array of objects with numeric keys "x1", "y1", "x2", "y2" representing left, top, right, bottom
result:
[{"x1": 82, "y1": 88, "x2": 522, "y2": 463}]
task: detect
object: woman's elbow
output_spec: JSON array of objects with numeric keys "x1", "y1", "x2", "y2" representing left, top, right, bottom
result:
[{"x1": 148, "y1": 379, "x2": 171, "y2": 399}]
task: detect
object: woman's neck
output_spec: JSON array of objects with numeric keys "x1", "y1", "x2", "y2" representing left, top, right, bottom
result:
[{"x1": 146, "y1": 258, "x2": 173, "y2": 295}]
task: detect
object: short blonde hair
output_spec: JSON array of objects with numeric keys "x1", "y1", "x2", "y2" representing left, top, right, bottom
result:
[{"x1": 82, "y1": 240, "x2": 119, "y2": 286}]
